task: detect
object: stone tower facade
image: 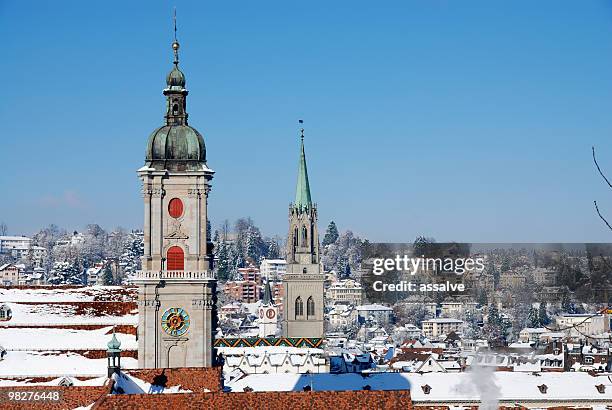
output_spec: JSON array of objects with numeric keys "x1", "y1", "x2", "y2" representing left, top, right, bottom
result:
[
  {"x1": 134, "y1": 36, "x2": 217, "y2": 368},
  {"x1": 282, "y1": 132, "x2": 325, "y2": 338}
]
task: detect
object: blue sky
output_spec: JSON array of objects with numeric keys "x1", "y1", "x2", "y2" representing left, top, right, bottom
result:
[{"x1": 2, "y1": 1, "x2": 612, "y2": 242}]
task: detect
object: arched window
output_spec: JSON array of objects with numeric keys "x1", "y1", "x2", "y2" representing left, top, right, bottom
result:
[
  {"x1": 295, "y1": 297, "x2": 304, "y2": 318},
  {"x1": 307, "y1": 296, "x2": 315, "y2": 318},
  {"x1": 301, "y1": 226, "x2": 308, "y2": 246},
  {"x1": 167, "y1": 246, "x2": 184, "y2": 270},
  {"x1": 293, "y1": 227, "x2": 298, "y2": 247}
]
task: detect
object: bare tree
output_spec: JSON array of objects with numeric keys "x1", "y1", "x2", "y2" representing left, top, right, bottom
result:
[
  {"x1": 592, "y1": 146, "x2": 612, "y2": 231},
  {"x1": 0, "y1": 222, "x2": 6, "y2": 236}
]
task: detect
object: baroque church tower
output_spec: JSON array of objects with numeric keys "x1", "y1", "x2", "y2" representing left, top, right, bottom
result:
[
  {"x1": 282, "y1": 129, "x2": 325, "y2": 338},
  {"x1": 134, "y1": 28, "x2": 217, "y2": 368}
]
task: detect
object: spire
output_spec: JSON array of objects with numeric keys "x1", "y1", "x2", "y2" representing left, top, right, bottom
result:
[
  {"x1": 294, "y1": 121, "x2": 312, "y2": 209},
  {"x1": 166, "y1": 8, "x2": 186, "y2": 90},
  {"x1": 263, "y1": 277, "x2": 273, "y2": 306},
  {"x1": 163, "y1": 8, "x2": 188, "y2": 126}
]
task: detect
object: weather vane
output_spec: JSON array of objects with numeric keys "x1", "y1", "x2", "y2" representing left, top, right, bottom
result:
[{"x1": 299, "y1": 119, "x2": 304, "y2": 140}]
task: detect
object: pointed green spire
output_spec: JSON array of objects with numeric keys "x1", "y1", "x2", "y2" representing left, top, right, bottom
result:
[{"x1": 294, "y1": 129, "x2": 312, "y2": 209}]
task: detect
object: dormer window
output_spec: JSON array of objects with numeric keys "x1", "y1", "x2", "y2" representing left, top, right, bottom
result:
[{"x1": 0, "y1": 305, "x2": 12, "y2": 321}]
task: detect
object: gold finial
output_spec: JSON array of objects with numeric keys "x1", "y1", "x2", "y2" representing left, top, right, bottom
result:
[{"x1": 172, "y1": 7, "x2": 180, "y2": 65}]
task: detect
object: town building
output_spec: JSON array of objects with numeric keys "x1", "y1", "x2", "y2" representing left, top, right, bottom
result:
[
  {"x1": 421, "y1": 318, "x2": 464, "y2": 339},
  {"x1": 325, "y1": 279, "x2": 363, "y2": 305},
  {"x1": 0, "y1": 236, "x2": 32, "y2": 257},
  {"x1": 555, "y1": 313, "x2": 610, "y2": 338},
  {"x1": 0, "y1": 263, "x2": 21, "y2": 286},
  {"x1": 356, "y1": 304, "x2": 394, "y2": 325},
  {"x1": 133, "y1": 34, "x2": 216, "y2": 368},
  {"x1": 259, "y1": 258, "x2": 287, "y2": 281}
]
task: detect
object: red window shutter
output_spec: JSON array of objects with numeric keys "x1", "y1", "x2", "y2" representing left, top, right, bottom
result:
[
  {"x1": 167, "y1": 246, "x2": 184, "y2": 270},
  {"x1": 168, "y1": 198, "x2": 184, "y2": 218}
]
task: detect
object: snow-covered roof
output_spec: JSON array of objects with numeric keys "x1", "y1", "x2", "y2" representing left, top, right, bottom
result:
[
  {"x1": 356, "y1": 304, "x2": 393, "y2": 311},
  {"x1": 226, "y1": 371, "x2": 612, "y2": 402}
]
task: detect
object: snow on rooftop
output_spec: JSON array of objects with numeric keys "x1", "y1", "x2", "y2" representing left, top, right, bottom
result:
[
  {"x1": 0, "y1": 326, "x2": 136, "y2": 351},
  {"x1": 3, "y1": 302, "x2": 137, "y2": 326},
  {"x1": 112, "y1": 372, "x2": 193, "y2": 394},
  {"x1": 0, "y1": 286, "x2": 136, "y2": 303},
  {"x1": 0, "y1": 351, "x2": 137, "y2": 378},
  {"x1": 226, "y1": 371, "x2": 612, "y2": 402},
  {"x1": 356, "y1": 304, "x2": 393, "y2": 311}
]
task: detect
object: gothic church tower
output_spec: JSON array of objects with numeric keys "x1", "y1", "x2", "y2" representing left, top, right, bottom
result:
[
  {"x1": 282, "y1": 130, "x2": 325, "y2": 338},
  {"x1": 134, "y1": 29, "x2": 216, "y2": 368}
]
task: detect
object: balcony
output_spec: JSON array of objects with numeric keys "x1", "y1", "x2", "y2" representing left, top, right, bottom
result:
[{"x1": 134, "y1": 270, "x2": 216, "y2": 282}]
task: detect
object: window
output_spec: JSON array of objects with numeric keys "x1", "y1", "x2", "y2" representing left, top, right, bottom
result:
[
  {"x1": 301, "y1": 226, "x2": 308, "y2": 246},
  {"x1": 307, "y1": 296, "x2": 315, "y2": 318},
  {"x1": 293, "y1": 227, "x2": 298, "y2": 247},
  {"x1": 168, "y1": 198, "x2": 184, "y2": 218},
  {"x1": 167, "y1": 246, "x2": 184, "y2": 270},
  {"x1": 295, "y1": 297, "x2": 304, "y2": 318}
]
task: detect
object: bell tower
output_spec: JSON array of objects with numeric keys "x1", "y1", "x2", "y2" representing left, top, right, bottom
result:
[
  {"x1": 282, "y1": 126, "x2": 325, "y2": 338},
  {"x1": 134, "y1": 15, "x2": 217, "y2": 369}
]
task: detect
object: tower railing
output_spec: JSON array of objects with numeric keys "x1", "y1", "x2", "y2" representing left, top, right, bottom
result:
[{"x1": 135, "y1": 270, "x2": 216, "y2": 280}]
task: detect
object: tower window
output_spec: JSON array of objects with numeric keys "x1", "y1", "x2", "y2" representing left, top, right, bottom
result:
[
  {"x1": 293, "y1": 227, "x2": 298, "y2": 247},
  {"x1": 307, "y1": 296, "x2": 315, "y2": 318},
  {"x1": 302, "y1": 226, "x2": 308, "y2": 246},
  {"x1": 167, "y1": 246, "x2": 184, "y2": 270},
  {"x1": 295, "y1": 296, "x2": 304, "y2": 318}
]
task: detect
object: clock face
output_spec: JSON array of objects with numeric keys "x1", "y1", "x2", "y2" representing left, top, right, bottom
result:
[
  {"x1": 266, "y1": 309, "x2": 276, "y2": 319},
  {"x1": 161, "y1": 307, "x2": 190, "y2": 337}
]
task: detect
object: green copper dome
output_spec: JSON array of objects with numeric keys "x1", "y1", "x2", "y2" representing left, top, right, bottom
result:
[
  {"x1": 166, "y1": 65, "x2": 185, "y2": 88},
  {"x1": 146, "y1": 125, "x2": 206, "y2": 170},
  {"x1": 107, "y1": 330, "x2": 121, "y2": 352}
]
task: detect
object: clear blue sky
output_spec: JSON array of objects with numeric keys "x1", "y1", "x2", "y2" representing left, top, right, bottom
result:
[{"x1": 2, "y1": 1, "x2": 612, "y2": 242}]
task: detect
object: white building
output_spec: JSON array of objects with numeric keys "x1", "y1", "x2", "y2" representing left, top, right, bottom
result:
[
  {"x1": 327, "y1": 304, "x2": 357, "y2": 329},
  {"x1": 519, "y1": 327, "x2": 548, "y2": 343},
  {"x1": 0, "y1": 236, "x2": 32, "y2": 258},
  {"x1": 326, "y1": 279, "x2": 363, "y2": 306},
  {"x1": 421, "y1": 318, "x2": 463, "y2": 339},
  {"x1": 356, "y1": 304, "x2": 394, "y2": 325},
  {"x1": 556, "y1": 314, "x2": 609, "y2": 338},
  {"x1": 259, "y1": 259, "x2": 286, "y2": 281},
  {"x1": 0, "y1": 264, "x2": 21, "y2": 286}
]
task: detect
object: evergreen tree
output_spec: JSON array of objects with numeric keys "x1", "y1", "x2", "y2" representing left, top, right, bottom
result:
[
  {"x1": 527, "y1": 307, "x2": 541, "y2": 328},
  {"x1": 322, "y1": 221, "x2": 339, "y2": 246},
  {"x1": 102, "y1": 265, "x2": 114, "y2": 285},
  {"x1": 538, "y1": 301, "x2": 550, "y2": 326}
]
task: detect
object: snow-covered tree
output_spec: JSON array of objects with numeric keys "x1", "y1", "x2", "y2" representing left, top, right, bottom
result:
[
  {"x1": 47, "y1": 261, "x2": 83, "y2": 285},
  {"x1": 322, "y1": 221, "x2": 339, "y2": 247}
]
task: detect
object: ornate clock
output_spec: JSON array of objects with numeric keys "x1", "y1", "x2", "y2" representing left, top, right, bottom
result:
[
  {"x1": 161, "y1": 307, "x2": 190, "y2": 337},
  {"x1": 266, "y1": 309, "x2": 276, "y2": 319}
]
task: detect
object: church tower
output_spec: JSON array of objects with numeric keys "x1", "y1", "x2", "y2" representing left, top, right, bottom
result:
[
  {"x1": 282, "y1": 128, "x2": 325, "y2": 338},
  {"x1": 134, "y1": 24, "x2": 217, "y2": 368},
  {"x1": 258, "y1": 278, "x2": 278, "y2": 337}
]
